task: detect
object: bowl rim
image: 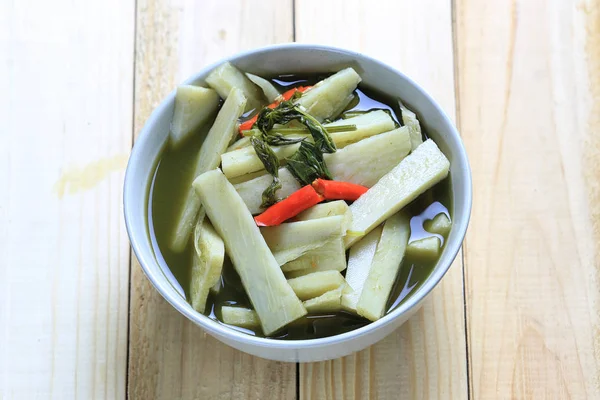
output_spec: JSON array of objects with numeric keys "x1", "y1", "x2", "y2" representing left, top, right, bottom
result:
[{"x1": 124, "y1": 42, "x2": 473, "y2": 350}]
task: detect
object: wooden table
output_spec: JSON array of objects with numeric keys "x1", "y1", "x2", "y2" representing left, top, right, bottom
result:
[{"x1": 2, "y1": 0, "x2": 599, "y2": 398}]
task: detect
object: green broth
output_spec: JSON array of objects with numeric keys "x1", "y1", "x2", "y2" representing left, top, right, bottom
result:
[{"x1": 147, "y1": 74, "x2": 452, "y2": 338}]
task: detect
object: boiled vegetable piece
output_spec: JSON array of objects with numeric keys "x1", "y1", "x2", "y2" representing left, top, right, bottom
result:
[
  {"x1": 341, "y1": 226, "x2": 383, "y2": 312},
  {"x1": 357, "y1": 212, "x2": 410, "y2": 321},
  {"x1": 401, "y1": 106, "x2": 423, "y2": 150},
  {"x1": 245, "y1": 72, "x2": 280, "y2": 102},
  {"x1": 227, "y1": 136, "x2": 251, "y2": 152},
  {"x1": 295, "y1": 200, "x2": 352, "y2": 231},
  {"x1": 406, "y1": 236, "x2": 441, "y2": 260},
  {"x1": 170, "y1": 85, "x2": 220, "y2": 148},
  {"x1": 221, "y1": 306, "x2": 260, "y2": 329},
  {"x1": 285, "y1": 269, "x2": 311, "y2": 279},
  {"x1": 234, "y1": 127, "x2": 411, "y2": 215},
  {"x1": 193, "y1": 169, "x2": 306, "y2": 335},
  {"x1": 221, "y1": 142, "x2": 300, "y2": 178},
  {"x1": 303, "y1": 287, "x2": 343, "y2": 313},
  {"x1": 254, "y1": 185, "x2": 324, "y2": 227},
  {"x1": 329, "y1": 94, "x2": 356, "y2": 121},
  {"x1": 261, "y1": 215, "x2": 345, "y2": 265},
  {"x1": 206, "y1": 62, "x2": 265, "y2": 112},
  {"x1": 344, "y1": 139, "x2": 450, "y2": 248},
  {"x1": 228, "y1": 170, "x2": 267, "y2": 185},
  {"x1": 426, "y1": 213, "x2": 452, "y2": 237},
  {"x1": 190, "y1": 220, "x2": 225, "y2": 313},
  {"x1": 210, "y1": 255, "x2": 233, "y2": 294},
  {"x1": 295, "y1": 68, "x2": 361, "y2": 121},
  {"x1": 170, "y1": 88, "x2": 247, "y2": 252},
  {"x1": 295, "y1": 200, "x2": 349, "y2": 220},
  {"x1": 210, "y1": 280, "x2": 222, "y2": 294},
  {"x1": 325, "y1": 110, "x2": 396, "y2": 148},
  {"x1": 234, "y1": 169, "x2": 301, "y2": 215},
  {"x1": 287, "y1": 271, "x2": 345, "y2": 301},
  {"x1": 220, "y1": 110, "x2": 394, "y2": 179},
  {"x1": 326, "y1": 127, "x2": 411, "y2": 187},
  {"x1": 282, "y1": 237, "x2": 346, "y2": 273}
]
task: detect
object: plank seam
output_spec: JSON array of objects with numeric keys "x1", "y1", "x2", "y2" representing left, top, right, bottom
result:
[
  {"x1": 292, "y1": 0, "x2": 297, "y2": 42},
  {"x1": 126, "y1": 0, "x2": 139, "y2": 397},
  {"x1": 451, "y1": 0, "x2": 471, "y2": 397}
]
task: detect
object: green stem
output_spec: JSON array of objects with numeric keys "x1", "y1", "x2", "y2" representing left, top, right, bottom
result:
[
  {"x1": 243, "y1": 125, "x2": 357, "y2": 137},
  {"x1": 269, "y1": 124, "x2": 357, "y2": 135}
]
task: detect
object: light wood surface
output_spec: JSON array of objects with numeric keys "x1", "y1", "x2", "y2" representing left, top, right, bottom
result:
[
  {"x1": 0, "y1": 0, "x2": 134, "y2": 398},
  {"x1": 456, "y1": 0, "x2": 600, "y2": 398},
  {"x1": 3, "y1": 0, "x2": 599, "y2": 398},
  {"x1": 295, "y1": 1, "x2": 467, "y2": 399},
  {"x1": 127, "y1": 1, "x2": 297, "y2": 399}
]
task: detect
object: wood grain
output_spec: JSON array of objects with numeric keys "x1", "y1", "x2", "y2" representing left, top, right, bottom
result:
[
  {"x1": 456, "y1": 0, "x2": 600, "y2": 398},
  {"x1": 0, "y1": 0, "x2": 134, "y2": 398},
  {"x1": 128, "y1": 1, "x2": 297, "y2": 399},
  {"x1": 295, "y1": 1, "x2": 468, "y2": 398}
]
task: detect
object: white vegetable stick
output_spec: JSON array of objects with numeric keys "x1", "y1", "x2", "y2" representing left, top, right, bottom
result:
[
  {"x1": 221, "y1": 110, "x2": 394, "y2": 179},
  {"x1": 328, "y1": 93, "x2": 356, "y2": 121},
  {"x1": 341, "y1": 226, "x2": 383, "y2": 312},
  {"x1": 295, "y1": 200, "x2": 352, "y2": 231},
  {"x1": 261, "y1": 216, "x2": 345, "y2": 265},
  {"x1": 325, "y1": 126, "x2": 411, "y2": 187},
  {"x1": 221, "y1": 306, "x2": 260, "y2": 329},
  {"x1": 303, "y1": 287, "x2": 343, "y2": 313},
  {"x1": 295, "y1": 67, "x2": 362, "y2": 121},
  {"x1": 206, "y1": 62, "x2": 265, "y2": 111},
  {"x1": 227, "y1": 170, "x2": 267, "y2": 185},
  {"x1": 280, "y1": 201, "x2": 349, "y2": 273},
  {"x1": 190, "y1": 220, "x2": 225, "y2": 313},
  {"x1": 426, "y1": 213, "x2": 452, "y2": 237},
  {"x1": 234, "y1": 169, "x2": 301, "y2": 215},
  {"x1": 295, "y1": 200, "x2": 348, "y2": 220},
  {"x1": 401, "y1": 106, "x2": 423, "y2": 150},
  {"x1": 210, "y1": 255, "x2": 233, "y2": 295},
  {"x1": 226, "y1": 136, "x2": 251, "y2": 152},
  {"x1": 210, "y1": 280, "x2": 222, "y2": 295},
  {"x1": 170, "y1": 88, "x2": 247, "y2": 252},
  {"x1": 357, "y1": 212, "x2": 410, "y2": 321},
  {"x1": 193, "y1": 169, "x2": 306, "y2": 335},
  {"x1": 344, "y1": 139, "x2": 450, "y2": 248},
  {"x1": 170, "y1": 85, "x2": 220, "y2": 148},
  {"x1": 245, "y1": 72, "x2": 280, "y2": 102},
  {"x1": 282, "y1": 237, "x2": 346, "y2": 273},
  {"x1": 221, "y1": 142, "x2": 300, "y2": 178},
  {"x1": 406, "y1": 236, "x2": 441, "y2": 260},
  {"x1": 326, "y1": 110, "x2": 396, "y2": 148},
  {"x1": 287, "y1": 271, "x2": 345, "y2": 301}
]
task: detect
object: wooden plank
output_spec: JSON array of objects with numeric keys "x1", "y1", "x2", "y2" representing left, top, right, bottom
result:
[
  {"x1": 456, "y1": 0, "x2": 600, "y2": 398},
  {"x1": 295, "y1": 1, "x2": 468, "y2": 399},
  {"x1": 0, "y1": 0, "x2": 134, "y2": 398},
  {"x1": 128, "y1": 1, "x2": 297, "y2": 399}
]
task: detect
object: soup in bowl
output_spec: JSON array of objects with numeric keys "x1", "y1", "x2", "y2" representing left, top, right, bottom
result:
[{"x1": 124, "y1": 44, "x2": 472, "y2": 362}]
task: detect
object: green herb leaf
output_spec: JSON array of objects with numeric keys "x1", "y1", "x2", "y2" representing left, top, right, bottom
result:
[
  {"x1": 246, "y1": 124, "x2": 356, "y2": 137},
  {"x1": 250, "y1": 136, "x2": 282, "y2": 208},
  {"x1": 255, "y1": 101, "x2": 337, "y2": 153},
  {"x1": 264, "y1": 133, "x2": 306, "y2": 146},
  {"x1": 285, "y1": 141, "x2": 333, "y2": 186}
]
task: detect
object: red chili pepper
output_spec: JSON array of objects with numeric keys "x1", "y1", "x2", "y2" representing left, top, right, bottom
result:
[
  {"x1": 312, "y1": 179, "x2": 369, "y2": 201},
  {"x1": 254, "y1": 185, "x2": 324, "y2": 227},
  {"x1": 238, "y1": 86, "x2": 313, "y2": 133}
]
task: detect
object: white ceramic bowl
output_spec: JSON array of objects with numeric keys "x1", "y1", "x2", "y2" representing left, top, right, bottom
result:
[{"x1": 124, "y1": 43, "x2": 472, "y2": 362}]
